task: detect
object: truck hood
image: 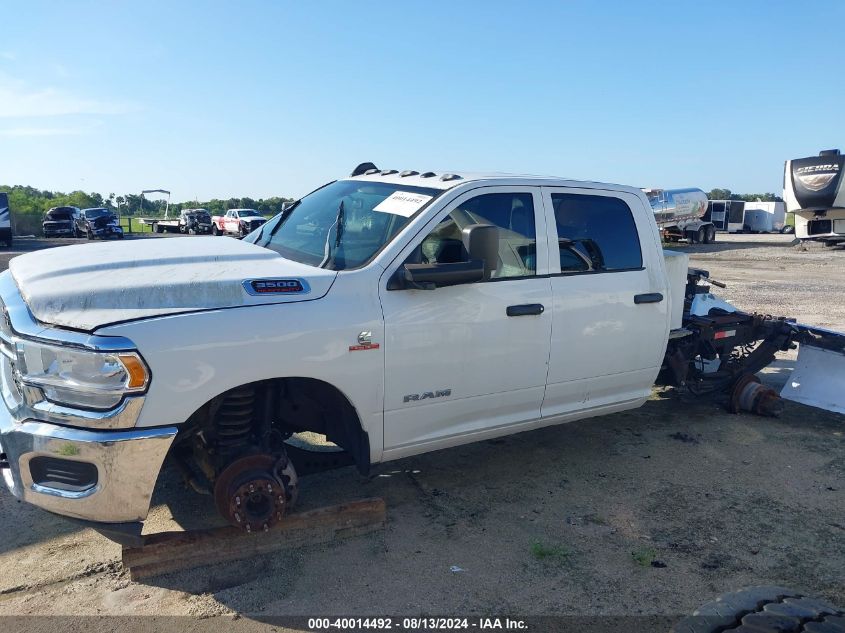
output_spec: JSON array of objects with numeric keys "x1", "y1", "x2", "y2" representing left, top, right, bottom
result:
[{"x1": 8, "y1": 237, "x2": 337, "y2": 331}]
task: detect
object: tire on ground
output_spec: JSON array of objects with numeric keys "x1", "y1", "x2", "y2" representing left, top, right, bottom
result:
[{"x1": 671, "y1": 586, "x2": 844, "y2": 633}]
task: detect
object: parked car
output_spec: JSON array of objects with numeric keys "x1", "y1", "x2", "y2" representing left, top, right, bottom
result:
[
  {"x1": 76, "y1": 207, "x2": 124, "y2": 240},
  {"x1": 42, "y1": 206, "x2": 80, "y2": 238},
  {"x1": 0, "y1": 166, "x2": 842, "y2": 545},
  {"x1": 211, "y1": 208, "x2": 267, "y2": 237},
  {"x1": 0, "y1": 191, "x2": 11, "y2": 247},
  {"x1": 179, "y1": 209, "x2": 212, "y2": 234}
]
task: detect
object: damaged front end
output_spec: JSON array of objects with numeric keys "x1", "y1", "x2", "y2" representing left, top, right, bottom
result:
[{"x1": 663, "y1": 268, "x2": 845, "y2": 416}]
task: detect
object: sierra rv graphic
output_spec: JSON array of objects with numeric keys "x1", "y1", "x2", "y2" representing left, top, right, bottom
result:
[{"x1": 784, "y1": 149, "x2": 845, "y2": 242}]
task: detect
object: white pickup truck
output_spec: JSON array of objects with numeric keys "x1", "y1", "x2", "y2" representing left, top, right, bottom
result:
[
  {"x1": 0, "y1": 166, "x2": 842, "y2": 545},
  {"x1": 211, "y1": 208, "x2": 268, "y2": 237}
]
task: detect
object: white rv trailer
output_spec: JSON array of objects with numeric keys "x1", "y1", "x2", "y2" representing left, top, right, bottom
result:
[{"x1": 784, "y1": 149, "x2": 845, "y2": 242}]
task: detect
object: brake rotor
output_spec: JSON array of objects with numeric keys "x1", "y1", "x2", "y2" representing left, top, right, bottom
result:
[
  {"x1": 213, "y1": 453, "x2": 298, "y2": 532},
  {"x1": 729, "y1": 374, "x2": 784, "y2": 417}
]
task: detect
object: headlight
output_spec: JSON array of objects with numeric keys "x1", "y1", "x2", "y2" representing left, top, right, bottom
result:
[{"x1": 15, "y1": 341, "x2": 149, "y2": 410}]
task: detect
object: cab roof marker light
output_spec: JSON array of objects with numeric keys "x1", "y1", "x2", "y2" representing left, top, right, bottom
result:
[
  {"x1": 400, "y1": 170, "x2": 419, "y2": 177},
  {"x1": 350, "y1": 162, "x2": 378, "y2": 176},
  {"x1": 420, "y1": 172, "x2": 436, "y2": 178},
  {"x1": 380, "y1": 169, "x2": 398, "y2": 176},
  {"x1": 440, "y1": 173, "x2": 462, "y2": 182},
  {"x1": 363, "y1": 168, "x2": 380, "y2": 175}
]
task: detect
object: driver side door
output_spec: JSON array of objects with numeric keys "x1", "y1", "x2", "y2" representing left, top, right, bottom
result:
[
  {"x1": 379, "y1": 187, "x2": 553, "y2": 459},
  {"x1": 224, "y1": 210, "x2": 238, "y2": 232}
]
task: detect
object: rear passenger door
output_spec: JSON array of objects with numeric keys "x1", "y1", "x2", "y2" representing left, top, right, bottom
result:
[{"x1": 540, "y1": 188, "x2": 669, "y2": 419}]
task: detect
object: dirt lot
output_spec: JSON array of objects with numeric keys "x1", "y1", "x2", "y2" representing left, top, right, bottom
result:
[{"x1": 0, "y1": 234, "x2": 842, "y2": 626}]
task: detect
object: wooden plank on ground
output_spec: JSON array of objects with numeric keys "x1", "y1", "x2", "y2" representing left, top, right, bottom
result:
[{"x1": 122, "y1": 497, "x2": 386, "y2": 581}]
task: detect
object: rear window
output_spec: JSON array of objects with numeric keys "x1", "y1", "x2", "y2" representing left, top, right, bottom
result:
[
  {"x1": 0, "y1": 193, "x2": 8, "y2": 209},
  {"x1": 551, "y1": 193, "x2": 643, "y2": 272}
]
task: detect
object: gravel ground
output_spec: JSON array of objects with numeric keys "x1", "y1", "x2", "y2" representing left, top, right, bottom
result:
[{"x1": 0, "y1": 233, "x2": 842, "y2": 627}]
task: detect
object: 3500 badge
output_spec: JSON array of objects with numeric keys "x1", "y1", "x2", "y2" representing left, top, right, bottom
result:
[{"x1": 243, "y1": 278, "x2": 310, "y2": 295}]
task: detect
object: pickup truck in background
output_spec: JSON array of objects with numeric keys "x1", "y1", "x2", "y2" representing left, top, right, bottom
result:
[
  {"x1": 212, "y1": 208, "x2": 267, "y2": 237},
  {"x1": 76, "y1": 207, "x2": 124, "y2": 240},
  {"x1": 0, "y1": 165, "x2": 842, "y2": 545},
  {"x1": 145, "y1": 208, "x2": 213, "y2": 234},
  {"x1": 42, "y1": 206, "x2": 81, "y2": 238},
  {"x1": 179, "y1": 208, "x2": 212, "y2": 234}
]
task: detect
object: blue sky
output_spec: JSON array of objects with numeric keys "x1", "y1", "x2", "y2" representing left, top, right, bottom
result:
[{"x1": 1, "y1": 1, "x2": 842, "y2": 201}]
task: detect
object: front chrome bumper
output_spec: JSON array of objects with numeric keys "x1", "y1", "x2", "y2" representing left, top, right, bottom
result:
[{"x1": 0, "y1": 404, "x2": 176, "y2": 522}]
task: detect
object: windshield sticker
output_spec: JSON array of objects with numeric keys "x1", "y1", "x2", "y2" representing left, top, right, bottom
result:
[{"x1": 373, "y1": 191, "x2": 433, "y2": 218}]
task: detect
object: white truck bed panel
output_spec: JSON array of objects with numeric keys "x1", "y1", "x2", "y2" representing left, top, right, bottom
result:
[{"x1": 662, "y1": 249, "x2": 688, "y2": 331}]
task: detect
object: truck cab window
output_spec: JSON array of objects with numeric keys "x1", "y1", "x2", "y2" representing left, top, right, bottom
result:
[
  {"x1": 420, "y1": 192, "x2": 537, "y2": 279},
  {"x1": 552, "y1": 193, "x2": 642, "y2": 272}
]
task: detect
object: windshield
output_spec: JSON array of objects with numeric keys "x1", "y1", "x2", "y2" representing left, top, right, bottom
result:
[
  {"x1": 84, "y1": 208, "x2": 111, "y2": 219},
  {"x1": 46, "y1": 208, "x2": 74, "y2": 220},
  {"x1": 245, "y1": 180, "x2": 441, "y2": 270},
  {"x1": 237, "y1": 209, "x2": 261, "y2": 217}
]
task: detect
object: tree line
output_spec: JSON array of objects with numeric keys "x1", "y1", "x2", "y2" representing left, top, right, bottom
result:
[
  {"x1": 706, "y1": 189, "x2": 783, "y2": 202},
  {"x1": 1, "y1": 183, "x2": 784, "y2": 236},
  {"x1": 0, "y1": 185, "x2": 295, "y2": 235}
]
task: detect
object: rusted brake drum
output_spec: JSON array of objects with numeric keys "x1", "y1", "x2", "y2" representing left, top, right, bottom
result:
[
  {"x1": 213, "y1": 454, "x2": 298, "y2": 533},
  {"x1": 729, "y1": 374, "x2": 784, "y2": 417}
]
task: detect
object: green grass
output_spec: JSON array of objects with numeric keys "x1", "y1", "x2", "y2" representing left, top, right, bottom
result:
[
  {"x1": 530, "y1": 540, "x2": 571, "y2": 562},
  {"x1": 56, "y1": 443, "x2": 80, "y2": 457},
  {"x1": 631, "y1": 546, "x2": 657, "y2": 567},
  {"x1": 118, "y1": 217, "x2": 154, "y2": 233}
]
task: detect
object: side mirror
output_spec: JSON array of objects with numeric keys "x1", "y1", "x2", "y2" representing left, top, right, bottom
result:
[
  {"x1": 386, "y1": 223, "x2": 499, "y2": 290},
  {"x1": 462, "y1": 223, "x2": 498, "y2": 281}
]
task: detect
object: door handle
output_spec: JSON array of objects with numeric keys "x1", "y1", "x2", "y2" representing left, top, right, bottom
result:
[
  {"x1": 634, "y1": 293, "x2": 663, "y2": 304},
  {"x1": 506, "y1": 304, "x2": 545, "y2": 317}
]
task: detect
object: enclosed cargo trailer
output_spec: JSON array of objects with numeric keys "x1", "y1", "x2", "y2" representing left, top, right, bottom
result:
[{"x1": 705, "y1": 200, "x2": 746, "y2": 233}]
